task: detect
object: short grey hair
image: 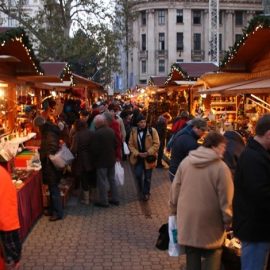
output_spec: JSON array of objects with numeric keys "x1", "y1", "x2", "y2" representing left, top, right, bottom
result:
[{"x1": 93, "y1": 114, "x2": 106, "y2": 129}]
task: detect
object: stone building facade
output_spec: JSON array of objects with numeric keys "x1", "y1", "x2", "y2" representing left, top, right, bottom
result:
[{"x1": 124, "y1": 0, "x2": 263, "y2": 87}]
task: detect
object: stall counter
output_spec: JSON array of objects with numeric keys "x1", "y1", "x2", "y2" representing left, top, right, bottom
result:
[{"x1": 16, "y1": 170, "x2": 43, "y2": 241}]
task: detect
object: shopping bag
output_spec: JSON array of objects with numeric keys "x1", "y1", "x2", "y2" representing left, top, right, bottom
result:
[
  {"x1": 49, "y1": 144, "x2": 74, "y2": 169},
  {"x1": 115, "y1": 161, "x2": 124, "y2": 186},
  {"x1": 123, "y1": 142, "x2": 130, "y2": 155},
  {"x1": 156, "y1": 223, "x2": 169, "y2": 250},
  {"x1": 168, "y1": 215, "x2": 185, "y2": 256}
]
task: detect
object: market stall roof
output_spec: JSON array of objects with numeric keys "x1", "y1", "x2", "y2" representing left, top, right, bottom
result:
[
  {"x1": 198, "y1": 77, "x2": 265, "y2": 94},
  {"x1": 176, "y1": 62, "x2": 218, "y2": 79},
  {"x1": 72, "y1": 73, "x2": 103, "y2": 90},
  {"x1": 0, "y1": 27, "x2": 43, "y2": 78},
  {"x1": 148, "y1": 76, "x2": 167, "y2": 87},
  {"x1": 220, "y1": 15, "x2": 270, "y2": 73},
  {"x1": 41, "y1": 62, "x2": 69, "y2": 77}
]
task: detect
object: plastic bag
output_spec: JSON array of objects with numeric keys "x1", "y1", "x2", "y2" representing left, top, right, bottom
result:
[
  {"x1": 123, "y1": 142, "x2": 130, "y2": 155},
  {"x1": 168, "y1": 215, "x2": 183, "y2": 256},
  {"x1": 115, "y1": 161, "x2": 124, "y2": 186},
  {"x1": 49, "y1": 144, "x2": 74, "y2": 169}
]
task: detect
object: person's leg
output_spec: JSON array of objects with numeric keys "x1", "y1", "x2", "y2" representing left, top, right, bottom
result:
[
  {"x1": 107, "y1": 165, "x2": 119, "y2": 204},
  {"x1": 80, "y1": 171, "x2": 90, "y2": 205},
  {"x1": 186, "y1": 246, "x2": 202, "y2": 270},
  {"x1": 96, "y1": 168, "x2": 109, "y2": 206},
  {"x1": 202, "y1": 247, "x2": 222, "y2": 270},
  {"x1": 134, "y1": 160, "x2": 144, "y2": 192},
  {"x1": 157, "y1": 138, "x2": 165, "y2": 166},
  {"x1": 48, "y1": 183, "x2": 63, "y2": 219},
  {"x1": 241, "y1": 241, "x2": 270, "y2": 270},
  {"x1": 143, "y1": 168, "x2": 153, "y2": 197}
]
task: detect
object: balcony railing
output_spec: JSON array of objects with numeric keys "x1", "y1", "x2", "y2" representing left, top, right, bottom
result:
[
  {"x1": 155, "y1": 50, "x2": 168, "y2": 58},
  {"x1": 139, "y1": 50, "x2": 148, "y2": 59},
  {"x1": 191, "y1": 50, "x2": 205, "y2": 61}
]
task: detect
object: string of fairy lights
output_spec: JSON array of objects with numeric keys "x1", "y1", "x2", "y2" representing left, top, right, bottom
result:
[
  {"x1": 221, "y1": 15, "x2": 270, "y2": 68},
  {"x1": 0, "y1": 27, "x2": 44, "y2": 75}
]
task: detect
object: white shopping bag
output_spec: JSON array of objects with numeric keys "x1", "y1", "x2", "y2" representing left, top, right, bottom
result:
[
  {"x1": 49, "y1": 144, "x2": 74, "y2": 169},
  {"x1": 123, "y1": 142, "x2": 130, "y2": 155},
  {"x1": 115, "y1": 161, "x2": 124, "y2": 186},
  {"x1": 168, "y1": 215, "x2": 185, "y2": 256}
]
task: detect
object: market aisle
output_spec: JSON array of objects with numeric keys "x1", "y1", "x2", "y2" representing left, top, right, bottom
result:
[{"x1": 20, "y1": 162, "x2": 186, "y2": 270}]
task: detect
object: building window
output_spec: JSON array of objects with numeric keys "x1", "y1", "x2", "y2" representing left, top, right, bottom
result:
[
  {"x1": 176, "y1": 32, "x2": 184, "y2": 51},
  {"x1": 141, "y1": 34, "x2": 146, "y2": 51},
  {"x1": 158, "y1": 10, "x2": 165, "y2": 25},
  {"x1": 235, "y1": 11, "x2": 243, "y2": 26},
  {"x1": 235, "y1": 34, "x2": 242, "y2": 43},
  {"x1": 159, "y1": 33, "x2": 165, "y2": 50},
  {"x1": 141, "y1": 11, "x2": 146, "y2": 26},
  {"x1": 141, "y1": 60, "x2": 146, "y2": 73},
  {"x1": 159, "y1": 59, "x2": 165, "y2": 73},
  {"x1": 193, "y1": 33, "x2": 201, "y2": 50},
  {"x1": 219, "y1": 11, "x2": 222, "y2": 25},
  {"x1": 176, "y1": 9, "x2": 183, "y2": 24},
  {"x1": 193, "y1": 10, "x2": 201, "y2": 25},
  {"x1": 219, "y1": 33, "x2": 222, "y2": 51}
]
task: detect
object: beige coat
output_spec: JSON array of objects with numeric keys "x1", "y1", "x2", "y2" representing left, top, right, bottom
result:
[
  {"x1": 128, "y1": 127, "x2": 160, "y2": 169},
  {"x1": 169, "y1": 146, "x2": 234, "y2": 249}
]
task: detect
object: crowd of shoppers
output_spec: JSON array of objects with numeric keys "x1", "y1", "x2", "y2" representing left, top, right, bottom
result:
[{"x1": 9, "y1": 93, "x2": 270, "y2": 270}]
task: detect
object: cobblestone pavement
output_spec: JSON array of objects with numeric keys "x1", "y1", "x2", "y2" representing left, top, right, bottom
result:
[{"x1": 20, "y1": 162, "x2": 186, "y2": 270}]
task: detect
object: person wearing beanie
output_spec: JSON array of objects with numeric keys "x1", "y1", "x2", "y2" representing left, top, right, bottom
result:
[{"x1": 128, "y1": 115, "x2": 160, "y2": 201}]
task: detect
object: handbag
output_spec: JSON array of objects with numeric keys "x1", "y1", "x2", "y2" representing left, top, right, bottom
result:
[
  {"x1": 156, "y1": 223, "x2": 169, "y2": 250},
  {"x1": 145, "y1": 155, "x2": 157, "y2": 163},
  {"x1": 115, "y1": 161, "x2": 124, "y2": 186},
  {"x1": 49, "y1": 143, "x2": 74, "y2": 169}
]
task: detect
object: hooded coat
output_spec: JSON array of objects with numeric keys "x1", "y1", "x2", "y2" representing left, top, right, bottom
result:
[{"x1": 169, "y1": 146, "x2": 234, "y2": 249}]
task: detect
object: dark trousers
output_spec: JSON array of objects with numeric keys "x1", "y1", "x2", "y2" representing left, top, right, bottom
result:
[
  {"x1": 157, "y1": 138, "x2": 165, "y2": 165},
  {"x1": 134, "y1": 159, "x2": 152, "y2": 195},
  {"x1": 186, "y1": 246, "x2": 222, "y2": 270},
  {"x1": 48, "y1": 183, "x2": 63, "y2": 219},
  {"x1": 81, "y1": 170, "x2": 96, "y2": 191}
]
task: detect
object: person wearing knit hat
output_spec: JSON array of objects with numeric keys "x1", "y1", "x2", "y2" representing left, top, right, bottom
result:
[{"x1": 128, "y1": 115, "x2": 160, "y2": 201}]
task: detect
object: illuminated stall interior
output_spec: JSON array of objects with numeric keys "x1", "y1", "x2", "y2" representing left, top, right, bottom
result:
[{"x1": 196, "y1": 15, "x2": 270, "y2": 133}]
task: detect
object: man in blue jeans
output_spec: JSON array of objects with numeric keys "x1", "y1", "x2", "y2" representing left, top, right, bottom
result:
[{"x1": 233, "y1": 114, "x2": 270, "y2": 270}]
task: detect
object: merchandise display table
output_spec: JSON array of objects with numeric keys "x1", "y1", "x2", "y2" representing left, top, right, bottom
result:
[{"x1": 16, "y1": 170, "x2": 43, "y2": 241}]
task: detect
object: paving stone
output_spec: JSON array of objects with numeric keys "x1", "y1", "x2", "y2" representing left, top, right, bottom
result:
[{"x1": 20, "y1": 162, "x2": 186, "y2": 269}]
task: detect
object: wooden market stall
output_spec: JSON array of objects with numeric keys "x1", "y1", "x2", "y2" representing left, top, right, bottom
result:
[
  {"x1": 0, "y1": 27, "x2": 44, "y2": 241},
  {"x1": 196, "y1": 15, "x2": 270, "y2": 133}
]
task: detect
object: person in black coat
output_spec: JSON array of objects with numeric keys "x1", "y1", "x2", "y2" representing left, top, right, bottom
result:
[
  {"x1": 34, "y1": 116, "x2": 63, "y2": 221},
  {"x1": 169, "y1": 118, "x2": 207, "y2": 181},
  {"x1": 223, "y1": 130, "x2": 245, "y2": 177},
  {"x1": 92, "y1": 114, "x2": 119, "y2": 207},
  {"x1": 70, "y1": 119, "x2": 95, "y2": 205},
  {"x1": 233, "y1": 114, "x2": 270, "y2": 270}
]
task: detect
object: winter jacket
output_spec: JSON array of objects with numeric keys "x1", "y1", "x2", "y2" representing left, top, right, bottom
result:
[
  {"x1": 128, "y1": 127, "x2": 160, "y2": 169},
  {"x1": 0, "y1": 166, "x2": 20, "y2": 231},
  {"x1": 109, "y1": 119, "x2": 122, "y2": 160},
  {"x1": 169, "y1": 124, "x2": 199, "y2": 176},
  {"x1": 70, "y1": 128, "x2": 95, "y2": 175},
  {"x1": 39, "y1": 121, "x2": 62, "y2": 185},
  {"x1": 223, "y1": 131, "x2": 245, "y2": 176},
  {"x1": 169, "y1": 146, "x2": 234, "y2": 249},
  {"x1": 92, "y1": 126, "x2": 117, "y2": 168},
  {"x1": 233, "y1": 137, "x2": 270, "y2": 242}
]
